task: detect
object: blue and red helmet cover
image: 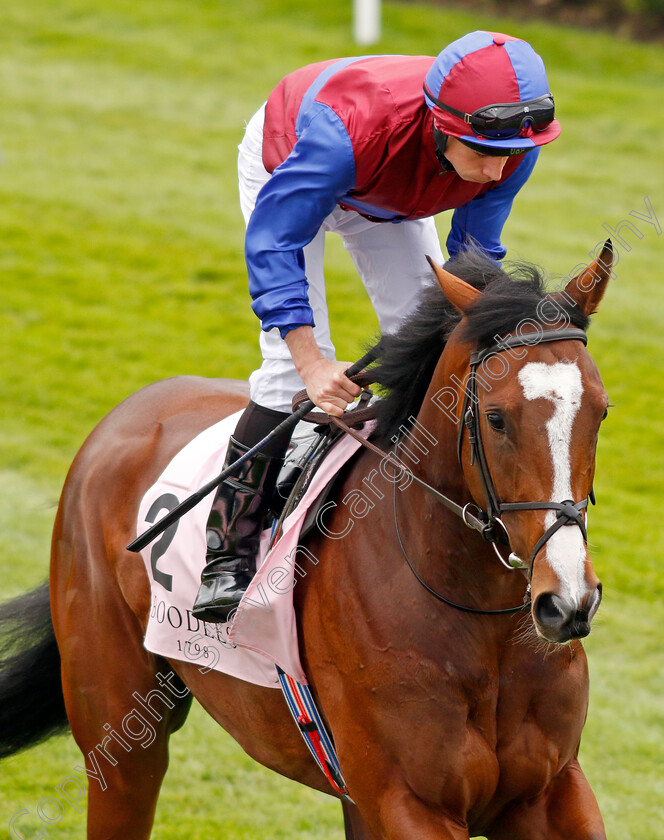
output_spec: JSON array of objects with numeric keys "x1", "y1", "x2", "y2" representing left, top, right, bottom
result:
[{"x1": 425, "y1": 30, "x2": 561, "y2": 151}]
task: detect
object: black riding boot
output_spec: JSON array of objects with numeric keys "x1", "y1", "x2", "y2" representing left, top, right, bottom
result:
[{"x1": 192, "y1": 406, "x2": 290, "y2": 623}]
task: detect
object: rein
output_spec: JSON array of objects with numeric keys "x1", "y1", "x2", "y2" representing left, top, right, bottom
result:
[
  {"x1": 392, "y1": 479, "x2": 531, "y2": 615},
  {"x1": 326, "y1": 326, "x2": 593, "y2": 615},
  {"x1": 332, "y1": 415, "x2": 531, "y2": 614}
]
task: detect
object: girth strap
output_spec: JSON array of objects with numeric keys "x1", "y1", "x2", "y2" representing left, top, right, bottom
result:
[{"x1": 276, "y1": 666, "x2": 354, "y2": 803}]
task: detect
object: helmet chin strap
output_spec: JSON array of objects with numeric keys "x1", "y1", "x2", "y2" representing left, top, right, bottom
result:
[{"x1": 433, "y1": 125, "x2": 456, "y2": 172}]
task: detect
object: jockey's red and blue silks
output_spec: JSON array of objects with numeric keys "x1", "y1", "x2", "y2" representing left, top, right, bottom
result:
[{"x1": 246, "y1": 55, "x2": 539, "y2": 337}]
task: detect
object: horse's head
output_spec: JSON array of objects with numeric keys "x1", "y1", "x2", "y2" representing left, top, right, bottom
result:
[{"x1": 428, "y1": 244, "x2": 612, "y2": 643}]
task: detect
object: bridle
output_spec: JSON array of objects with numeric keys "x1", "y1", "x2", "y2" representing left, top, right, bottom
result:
[
  {"x1": 456, "y1": 327, "x2": 592, "y2": 569},
  {"x1": 335, "y1": 325, "x2": 594, "y2": 615}
]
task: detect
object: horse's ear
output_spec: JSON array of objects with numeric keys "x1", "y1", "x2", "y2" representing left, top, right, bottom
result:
[
  {"x1": 561, "y1": 240, "x2": 613, "y2": 316},
  {"x1": 426, "y1": 255, "x2": 482, "y2": 314}
]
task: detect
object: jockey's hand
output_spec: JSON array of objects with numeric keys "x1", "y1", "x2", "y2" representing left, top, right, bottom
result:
[
  {"x1": 300, "y1": 357, "x2": 362, "y2": 417},
  {"x1": 285, "y1": 325, "x2": 362, "y2": 417}
]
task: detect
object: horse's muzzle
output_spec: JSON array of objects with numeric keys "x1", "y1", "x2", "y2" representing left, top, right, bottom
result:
[{"x1": 533, "y1": 584, "x2": 602, "y2": 643}]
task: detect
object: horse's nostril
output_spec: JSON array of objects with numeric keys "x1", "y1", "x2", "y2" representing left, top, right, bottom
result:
[
  {"x1": 534, "y1": 592, "x2": 570, "y2": 629},
  {"x1": 534, "y1": 595, "x2": 597, "y2": 641},
  {"x1": 580, "y1": 583, "x2": 603, "y2": 622}
]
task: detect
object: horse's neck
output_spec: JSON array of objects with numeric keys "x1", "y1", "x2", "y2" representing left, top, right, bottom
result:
[
  {"x1": 390, "y1": 378, "x2": 524, "y2": 608},
  {"x1": 406, "y1": 378, "x2": 470, "y2": 518}
]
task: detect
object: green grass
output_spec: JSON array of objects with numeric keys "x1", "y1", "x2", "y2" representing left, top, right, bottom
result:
[{"x1": 1, "y1": 0, "x2": 663, "y2": 837}]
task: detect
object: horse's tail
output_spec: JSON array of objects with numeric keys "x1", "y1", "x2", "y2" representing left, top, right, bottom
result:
[{"x1": 0, "y1": 581, "x2": 69, "y2": 758}]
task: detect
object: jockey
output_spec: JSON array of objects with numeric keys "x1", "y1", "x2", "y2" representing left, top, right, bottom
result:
[{"x1": 192, "y1": 30, "x2": 561, "y2": 623}]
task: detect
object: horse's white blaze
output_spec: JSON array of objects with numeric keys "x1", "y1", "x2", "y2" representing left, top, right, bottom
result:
[{"x1": 518, "y1": 362, "x2": 587, "y2": 603}]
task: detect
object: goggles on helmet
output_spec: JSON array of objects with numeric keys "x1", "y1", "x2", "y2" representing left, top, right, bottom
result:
[{"x1": 423, "y1": 84, "x2": 555, "y2": 140}]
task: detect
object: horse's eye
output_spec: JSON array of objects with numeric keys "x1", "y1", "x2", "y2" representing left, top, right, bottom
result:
[
  {"x1": 486, "y1": 412, "x2": 506, "y2": 432},
  {"x1": 601, "y1": 407, "x2": 609, "y2": 421}
]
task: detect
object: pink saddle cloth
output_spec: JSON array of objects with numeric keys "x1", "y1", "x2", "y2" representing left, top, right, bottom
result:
[{"x1": 137, "y1": 411, "x2": 369, "y2": 688}]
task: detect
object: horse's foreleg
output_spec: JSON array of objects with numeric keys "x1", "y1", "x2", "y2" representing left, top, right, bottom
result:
[
  {"x1": 486, "y1": 759, "x2": 606, "y2": 840},
  {"x1": 348, "y1": 785, "x2": 470, "y2": 840},
  {"x1": 342, "y1": 800, "x2": 380, "y2": 840},
  {"x1": 379, "y1": 797, "x2": 470, "y2": 839}
]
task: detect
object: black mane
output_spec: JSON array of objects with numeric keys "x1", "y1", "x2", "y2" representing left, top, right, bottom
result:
[{"x1": 366, "y1": 248, "x2": 589, "y2": 442}]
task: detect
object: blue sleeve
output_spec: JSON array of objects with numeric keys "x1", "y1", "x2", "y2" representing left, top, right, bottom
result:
[
  {"x1": 446, "y1": 148, "x2": 540, "y2": 262},
  {"x1": 245, "y1": 103, "x2": 356, "y2": 337}
]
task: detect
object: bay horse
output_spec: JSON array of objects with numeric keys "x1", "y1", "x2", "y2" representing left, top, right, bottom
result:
[{"x1": 0, "y1": 243, "x2": 613, "y2": 839}]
